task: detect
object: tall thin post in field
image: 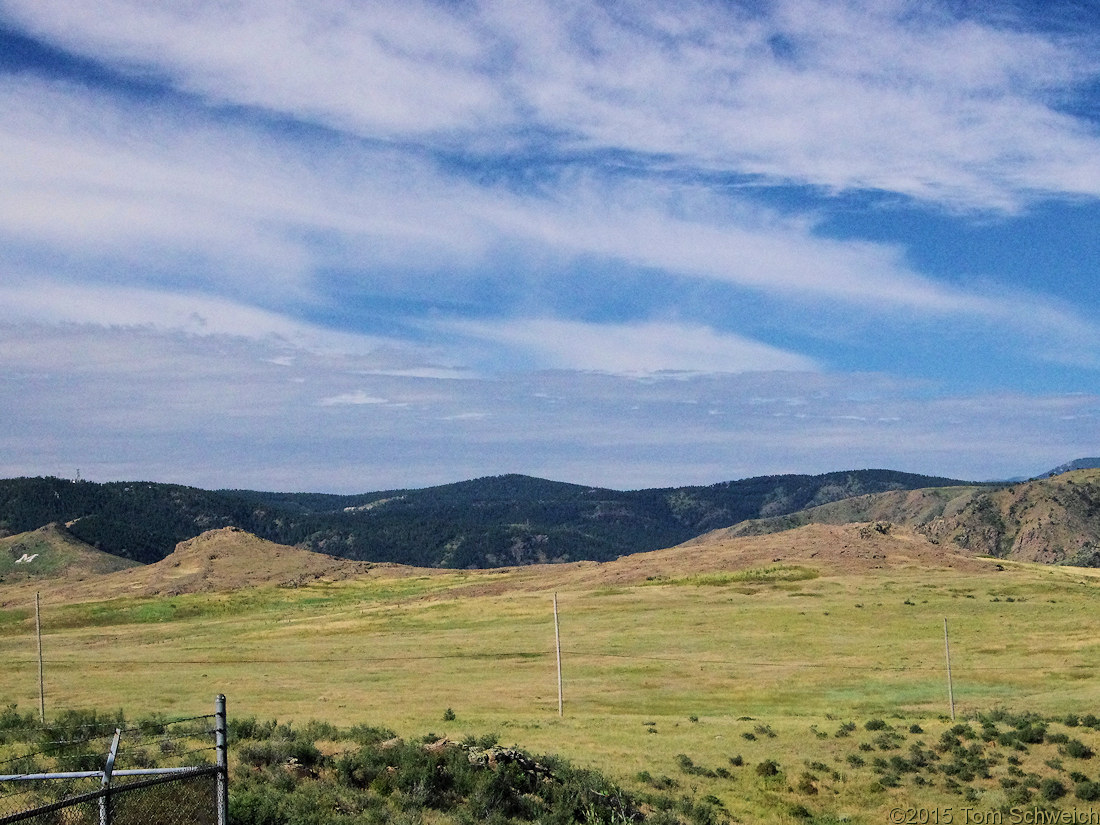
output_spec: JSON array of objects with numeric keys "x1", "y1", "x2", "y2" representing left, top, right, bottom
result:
[
  {"x1": 215, "y1": 694, "x2": 228, "y2": 825},
  {"x1": 553, "y1": 594, "x2": 563, "y2": 717},
  {"x1": 35, "y1": 592, "x2": 45, "y2": 723},
  {"x1": 943, "y1": 617, "x2": 955, "y2": 722}
]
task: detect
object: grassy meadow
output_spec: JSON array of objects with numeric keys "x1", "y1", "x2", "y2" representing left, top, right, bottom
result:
[{"x1": 3, "y1": 524, "x2": 1100, "y2": 822}]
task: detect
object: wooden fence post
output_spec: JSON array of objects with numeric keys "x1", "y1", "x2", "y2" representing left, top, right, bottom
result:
[{"x1": 553, "y1": 595, "x2": 563, "y2": 717}]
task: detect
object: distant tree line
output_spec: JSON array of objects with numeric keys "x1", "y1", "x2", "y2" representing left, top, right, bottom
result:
[{"x1": 0, "y1": 470, "x2": 969, "y2": 568}]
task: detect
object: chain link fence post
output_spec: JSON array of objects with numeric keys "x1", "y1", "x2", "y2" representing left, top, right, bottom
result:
[
  {"x1": 100, "y1": 728, "x2": 121, "y2": 825},
  {"x1": 214, "y1": 695, "x2": 227, "y2": 825}
]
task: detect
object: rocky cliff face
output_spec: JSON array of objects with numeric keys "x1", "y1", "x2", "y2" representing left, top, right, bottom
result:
[{"x1": 720, "y1": 470, "x2": 1100, "y2": 566}]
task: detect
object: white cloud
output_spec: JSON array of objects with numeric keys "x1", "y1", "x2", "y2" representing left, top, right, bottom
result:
[
  {"x1": 318, "y1": 391, "x2": 388, "y2": 406},
  {"x1": 0, "y1": 74, "x2": 500, "y2": 295},
  {"x1": 0, "y1": 278, "x2": 408, "y2": 357},
  {"x1": 0, "y1": 0, "x2": 1098, "y2": 497},
  {"x1": 1, "y1": 321, "x2": 1095, "y2": 490},
  {"x1": 0, "y1": 0, "x2": 507, "y2": 138},
  {"x1": 1, "y1": 67, "x2": 1095, "y2": 366},
  {"x1": 6, "y1": 0, "x2": 1100, "y2": 208},
  {"x1": 448, "y1": 318, "x2": 818, "y2": 375}
]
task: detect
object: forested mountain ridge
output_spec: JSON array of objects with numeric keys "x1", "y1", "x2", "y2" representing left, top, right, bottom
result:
[{"x1": 0, "y1": 470, "x2": 968, "y2": 569}]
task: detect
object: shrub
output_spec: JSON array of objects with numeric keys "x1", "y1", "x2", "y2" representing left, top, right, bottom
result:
[
  {"x1": 1012, "y1": 720, "x2": 1047, "y2": 745},
  {"x1": 1040, "y1": 778, "x2": 1067, "y2": 801},
  {"x1": 755, "y1": 759, "x2": 781, "y2": 777},
  {"x1": 0, "y1": 704, "x2": 35, "y2": 733},
  {"x1": 1076, "y1": 781, "x2": 1100, "y2": 801},
  {"x1": 949, "y1": 724, "x2": 976, "y2": 739},
  {"x1": 873, "y1": 733, "x2": 903, "y2": 751},
  {"x1": 1066, "y1": 739, "x2": 1094, "y2": 759},
  {"x1": 229, "y1": 783, "x2": 289, "y2": 825},
  {"x1": 346, "y1": 724, "x2": 397, "y2": 746},
  {"x1": 864, "y1": 719, "x2": 887, "y2": 731},
  {"x1": 1005, "y1": 785, "x2": 1032, "y2": 805},
  {"x1": 300, "y1": 720, "x2": 340, "y2": 742},
  {"x1": 676, "y1": 753, "x2": 716, "y2": 778},
  {"x1": 237, "y1": 736, "x2": 325, "y2": 771},
  {"x1": 442, "y1": 708, "x2": 456, "y2": 721},
  {"x1": 888, "y1": 755, "x2": 914, "y2": 774}
]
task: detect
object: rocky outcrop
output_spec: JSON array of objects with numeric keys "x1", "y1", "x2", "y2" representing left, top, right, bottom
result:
[{"x1": 713, "y1": 470, "x2": 1100, "y2": 567}]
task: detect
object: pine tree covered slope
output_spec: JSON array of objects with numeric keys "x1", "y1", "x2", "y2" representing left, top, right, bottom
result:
[{"x1": 0, "y1": 470, "x2": 968, "y2": 569}]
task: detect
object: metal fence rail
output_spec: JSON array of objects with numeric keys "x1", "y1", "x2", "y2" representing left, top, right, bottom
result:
[
  {"x1": 0, "y1": 696, "x2": 227, "y2": 825},
  {"x1": 0, "y1": 767, "x2": 219, "y2": 825}
]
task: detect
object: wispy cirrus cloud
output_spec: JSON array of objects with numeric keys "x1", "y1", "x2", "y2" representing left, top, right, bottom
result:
[
  {"x1": 446, "y1": 318, "x2": 818, "y2": 375},
  {"x1": 4, "y1": 0, "x2": 1100, "y2": 209},
  {"x1": 1, "y1": 0, "x2": 1099, "y2": 490},
  {"x1": 0, "y1": 278, "x2": 409, "y2": 357},
  {"x1": 2, "y1": 71, "x2": 1093, "y2": 347}
]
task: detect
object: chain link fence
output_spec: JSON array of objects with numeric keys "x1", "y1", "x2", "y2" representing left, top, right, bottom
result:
[
  {"x1": 0, "y1": 697, "x2": 227, "y2": 825},
  {"x1": 0, "y1": 767, "x2": 219, "y2": 825}
]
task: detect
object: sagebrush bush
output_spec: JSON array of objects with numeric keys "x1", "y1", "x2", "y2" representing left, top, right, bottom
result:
[
  {"x1": 1066, "y1": 739, "x2": 1094, "y2": 759},
  {"x1": 755, "y1": 759, "x2": 780, "y2": 777},
  {"x1": 1041, "y1": 778, "x2": 1067, "y2": 801},
  {"x1": 1076, "y1": 780, "x2": 1100, "y2": 801}
]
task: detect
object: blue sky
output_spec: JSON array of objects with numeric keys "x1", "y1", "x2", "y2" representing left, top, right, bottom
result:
[{"x1": 0, "y1": 0, "x2": 1097, "y2": 492}]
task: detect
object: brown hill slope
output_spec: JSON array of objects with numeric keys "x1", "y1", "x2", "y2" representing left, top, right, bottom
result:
[
  {"x1": 714, "y1": 469, "x2": 1100, "y2": 565},
  {"x1": 0, "y1": 527, "x2": 398, "y2": 604},
  {"x1": 455, "y1": 521, "x2": 995, "y2": 598},
  {"x1": 107, "y1": 526, "x2": 390, "y2": 596},
  {"x1": 0, "y1": 523, "x2": 139, "y2": 582}
]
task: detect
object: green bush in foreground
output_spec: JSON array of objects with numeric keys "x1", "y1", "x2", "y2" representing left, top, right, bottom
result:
[
  {"x1": 230, "y1": 726, "x2": 707, "y2": 825},
  {"x1": 12, "y1": 705, "x2": 1100, "y2": 824}
]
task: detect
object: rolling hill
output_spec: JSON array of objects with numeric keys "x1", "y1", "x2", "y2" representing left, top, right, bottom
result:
[
  {"x1": 0, "y1": 522, "x2": 139, "y2": 583},
  {"x1": 36, "y1": 526, "x2": 382, "y2": 601},
  {"x1": 0, "y1": 469, "x2": 967, "y2": 569},
  {"x1": 713, "y1": 468, "x2": 1100, "y2": 565}
]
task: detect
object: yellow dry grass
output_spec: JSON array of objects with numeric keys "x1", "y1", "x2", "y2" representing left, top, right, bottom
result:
[{"x1": 3, "y1": 523, "x2": 1100, "y2": 822}]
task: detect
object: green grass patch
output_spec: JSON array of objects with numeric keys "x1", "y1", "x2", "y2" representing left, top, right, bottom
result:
[{"x1": 654, "y1": 565, "x2": 819, "y2": 587}]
